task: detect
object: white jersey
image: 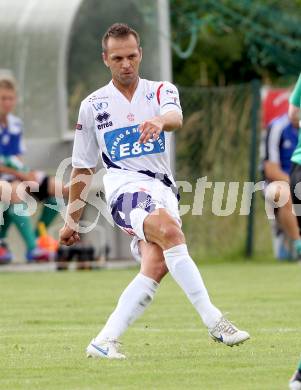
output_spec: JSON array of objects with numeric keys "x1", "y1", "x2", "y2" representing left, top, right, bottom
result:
[{"x1": 72, "y1": 78, "x2": 182, "y2": 204}]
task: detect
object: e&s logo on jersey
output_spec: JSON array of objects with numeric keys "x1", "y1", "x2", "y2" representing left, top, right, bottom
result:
[{"x1": 104, "y1": 124, "x2": 165, "y2": 162}]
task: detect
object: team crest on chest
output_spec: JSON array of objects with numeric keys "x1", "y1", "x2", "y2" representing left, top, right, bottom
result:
[{"x1": 127, "y1": 113, "x2": 135, "y2": 122}]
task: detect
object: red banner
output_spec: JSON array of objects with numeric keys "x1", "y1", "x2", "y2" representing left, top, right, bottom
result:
[{"x1": 261, "y1": 87, "x2": 291, "y2": 128}]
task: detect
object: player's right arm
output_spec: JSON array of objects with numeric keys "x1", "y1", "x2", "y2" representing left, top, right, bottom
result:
[
  {"x1": 59, "y1": 167, "x2": 95, "y2": 246},
  {"x1": 288, "y1": 73, "x2": 301, "y2": 128},
  {"x1": 59, "y1": 101, "x2": 99, "y2": 246}
]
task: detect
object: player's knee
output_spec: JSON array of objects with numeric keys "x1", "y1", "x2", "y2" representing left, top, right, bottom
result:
[
  {"x1": 160, "y1": 222, "x2": 185, "y2": 248},
  {"x1": 265, "y1": 181, "x2": 291, "y2": 205}
]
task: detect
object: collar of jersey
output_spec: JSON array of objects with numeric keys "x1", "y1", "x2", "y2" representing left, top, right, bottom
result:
[{"x1": 109, "y1": 77, "x2": 142, "y2": 104}]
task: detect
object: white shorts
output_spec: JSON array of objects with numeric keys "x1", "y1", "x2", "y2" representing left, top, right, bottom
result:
[{"x1": 109, "y1": 178, "x2": 181, "y2": 261}]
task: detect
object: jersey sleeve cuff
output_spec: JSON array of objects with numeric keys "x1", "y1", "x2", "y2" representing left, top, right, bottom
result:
[{"x1": 160, "y1": 104, "x2": 183, "y2": 116}]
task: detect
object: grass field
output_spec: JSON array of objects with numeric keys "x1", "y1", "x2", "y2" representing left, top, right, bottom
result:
[{"x1": 1, "y1": 260, "x2": 300, "y2": 390}]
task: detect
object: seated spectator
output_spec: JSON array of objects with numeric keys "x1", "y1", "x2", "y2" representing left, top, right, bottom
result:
[
  {"x1": 0, "y1": 77, "x2": 68, "y2": 263},
  {"x1": 261, "y1": 113, "x2": 301, "y2": 259}
]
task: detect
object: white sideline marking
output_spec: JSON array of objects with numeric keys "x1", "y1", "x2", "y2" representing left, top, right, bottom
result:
[
  {"x1": 132, "y1": 328, "x2": 205, "y2": 333},
  {"x1": 131, "y1": 327, "x2": 301, "y2": 333},
  {"x1": 259, "y1": 328, "x2": 301, "y2": 333}
]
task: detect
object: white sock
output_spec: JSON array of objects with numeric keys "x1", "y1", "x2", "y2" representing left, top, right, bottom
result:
[
  {"x1": 94, "y1": 273, "x2": 158, "y2": 343},
  {"x1": 163, "y1": 244, "x2": 221, "y2": 328}
]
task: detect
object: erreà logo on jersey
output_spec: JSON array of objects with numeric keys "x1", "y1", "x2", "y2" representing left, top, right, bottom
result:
[
  {"x1": 96, "y1": 112, "x2": 113, "y2": 130},
  {"x1": 96, "y1": 112, "x2": 110, "y2": 122}
]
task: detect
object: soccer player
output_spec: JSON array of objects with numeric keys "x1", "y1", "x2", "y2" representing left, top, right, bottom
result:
[
  {"x1": 0, "y1": 77, "x2": 68, "y2": 262},
  {"x1": 59, "y1": 23, "x2": 250, "y2": 359},
  {"x1": 288, "y1": 73, "x2": 301, "y2": 390},
  {"x1": 261, "y1": 113, "x2": 301, "y2": 259}
]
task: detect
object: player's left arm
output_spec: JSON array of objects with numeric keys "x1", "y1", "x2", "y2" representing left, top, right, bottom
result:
[
  {"x1": 157, "y1": 110, "x2": 183, "y2": 131},
  {"x1": 139, "y1": 82, "x2": 183, "y2": 144},
  {"x1": 139, "y1": 111, "x2": 182, "y2": 144}
]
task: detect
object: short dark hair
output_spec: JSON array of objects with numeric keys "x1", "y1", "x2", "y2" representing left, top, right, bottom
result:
[
  {"x1": 102, "y1": 23, "x2": 140, "y2": 52},
  {"x1": 0, "y1": 78, "x2": 16, "y2": 91}
]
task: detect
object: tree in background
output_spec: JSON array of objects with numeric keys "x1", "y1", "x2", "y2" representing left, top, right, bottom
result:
[{"x1": 170, "y1": 0, "x2": 301, "y2": 86}]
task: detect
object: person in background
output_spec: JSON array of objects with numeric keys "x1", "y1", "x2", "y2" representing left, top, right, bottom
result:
[
  {"x1": 261, "y1": 113, "x2": 301, "y2": 259},
  {"x1": 289, "y1": 73, "x2": 301, "y2": 232},
  {"x1": 288, "y1": 73, "x2": 301, "y2": 390},
  {"x1": 0, "y1": 77, "x2": 68, "y2": 263}
]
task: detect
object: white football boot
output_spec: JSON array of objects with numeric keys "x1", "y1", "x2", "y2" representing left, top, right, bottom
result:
[
  {"x1": 86, "y1": 339, "x2": 126, "y2": 359},
  {"x1": 208, "y1": 316, "x2": 250, "y2": 347},
  {"x1": 289, "y1": 371, "x2": 301, "y2": 390}
]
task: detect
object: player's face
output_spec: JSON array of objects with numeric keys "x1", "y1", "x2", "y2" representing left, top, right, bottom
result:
[
  {"x1": 0, "y1": 88, "x2": 17, "y2": 116},
  {"x1": 103, "y1": 35, "x2": 142, "y2": 87}
]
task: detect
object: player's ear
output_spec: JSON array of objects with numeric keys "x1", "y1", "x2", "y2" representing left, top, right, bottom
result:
[
  {"x1": 139, "y1": 47, "x2": 143, "y2": 61},
  {"x1": 102, "y1": 52, "x2": 109, "y2": 67}
]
